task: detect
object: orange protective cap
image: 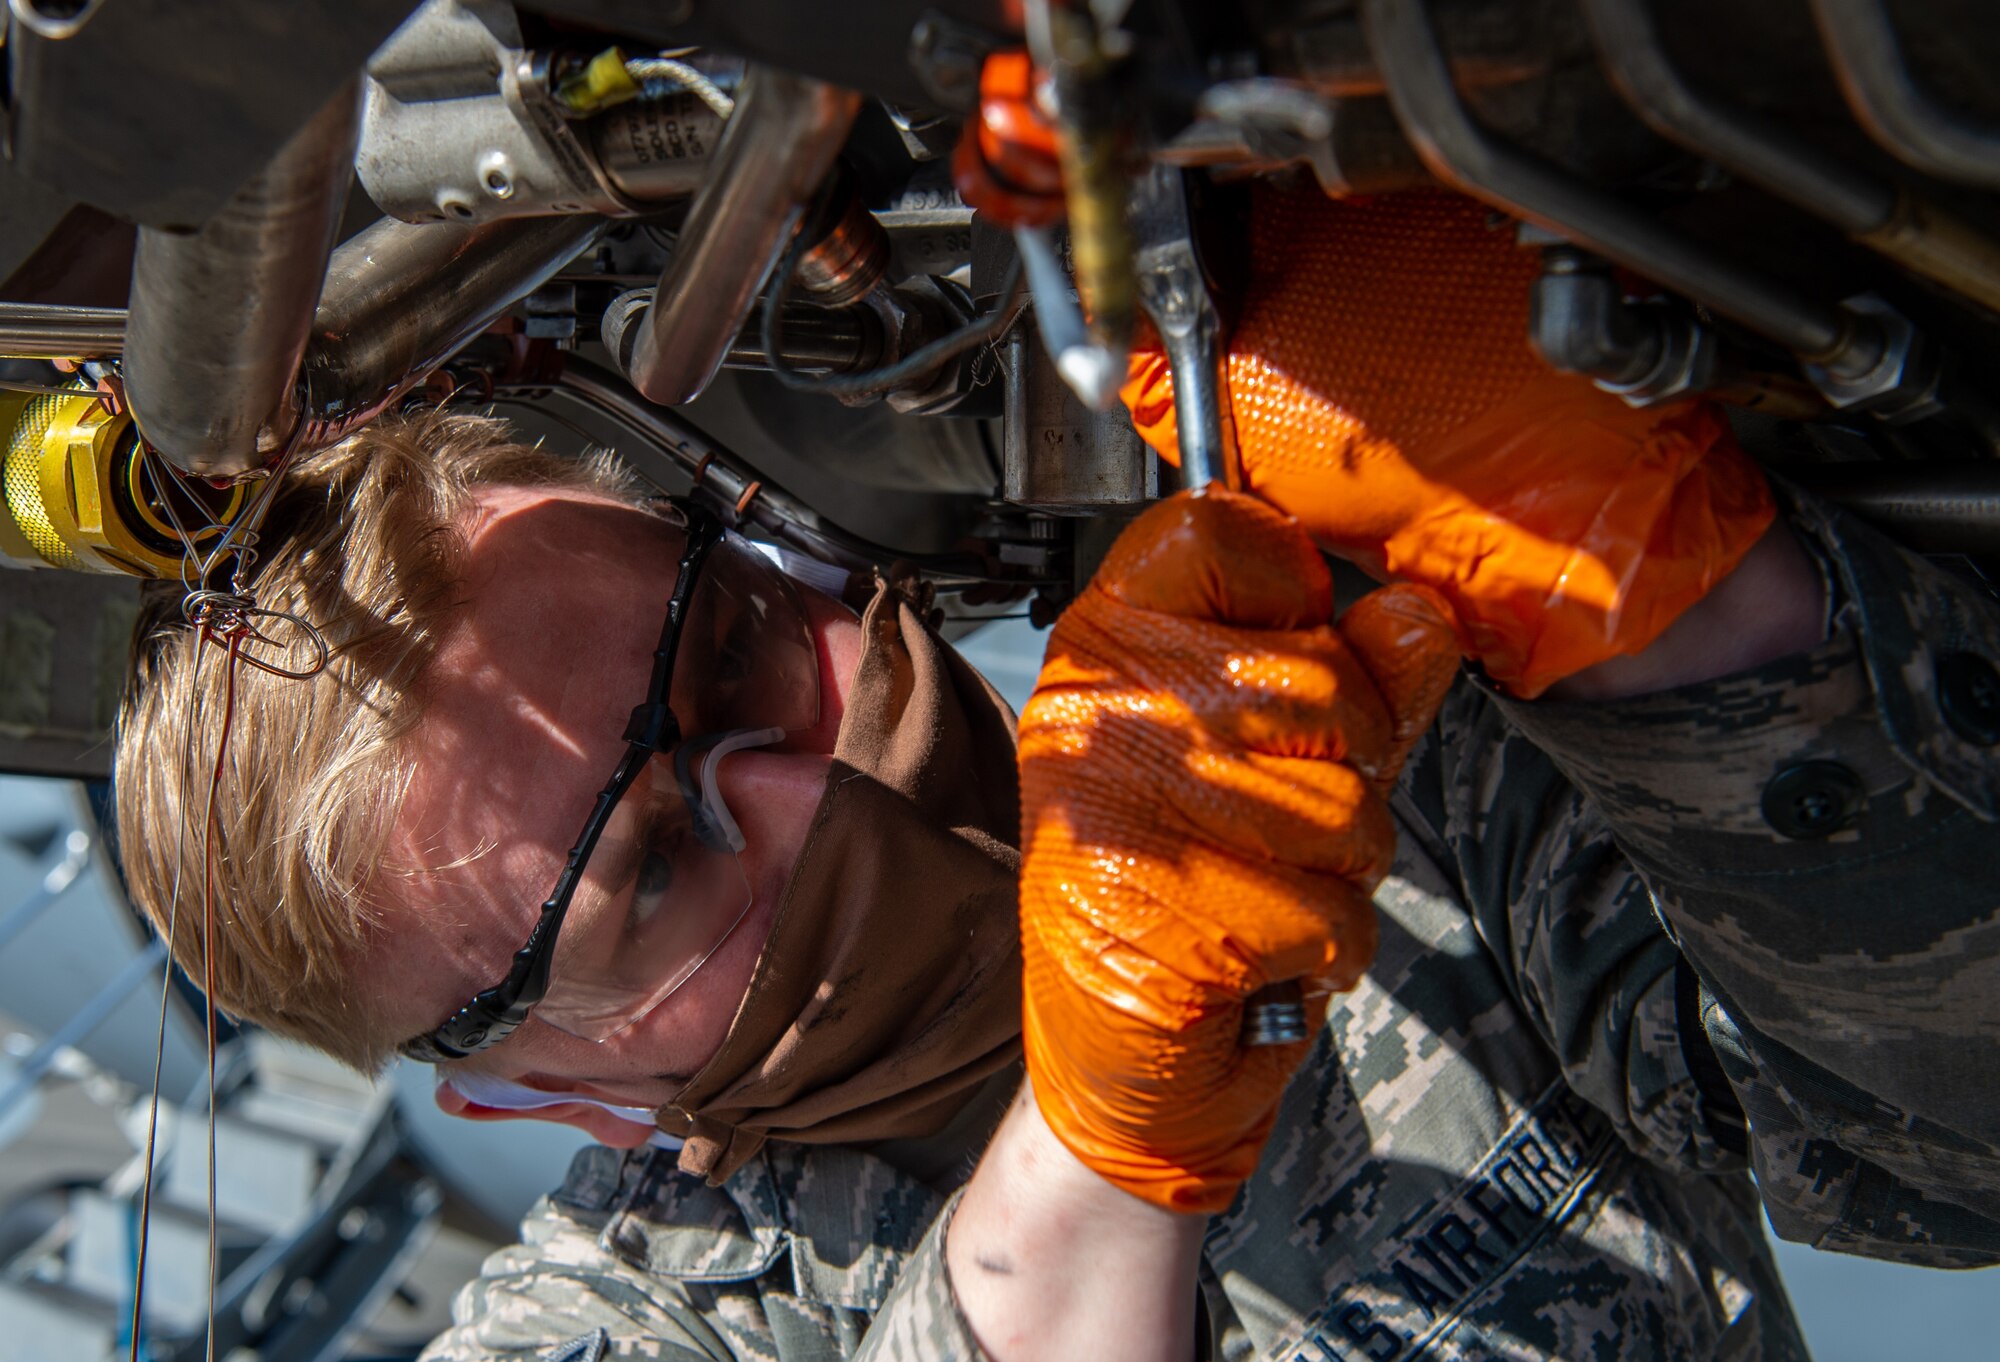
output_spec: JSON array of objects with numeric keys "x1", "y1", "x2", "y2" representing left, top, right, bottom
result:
[{"x1": 952, "y1": 50, "x2": 1065, "y2": 226}]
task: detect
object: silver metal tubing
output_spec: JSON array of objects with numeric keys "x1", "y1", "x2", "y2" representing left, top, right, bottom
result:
[
  {"x1": 1532, "y1": 249, "x2": 1831, "y2": 418},
  {"x1": 1530, "y1": 249, "x2": 1666, "y2": 385},
  {"x1": 0, "y1": 303, "x2": 127, "y2": 358},
  {"x1": 301, "y1": 213, "x2": 605, "y2": 445},
  {"x1": 1585, "y1": 0, "x2": 2000, "y2": 315},
  {"x1": 1810, "y1": 0, "x2": 2000, "y2": 190},
  {"x1": 124, "y1": 82, "x2": 361, "y2": 476},
  {"x1": 1583, "y1": 0, "x2": 1890, "y2": 232},
  {"x1": 624, "y1": 67, "x2": 860, "y2": 406},
  {"x1": 1360, "y1": 0, "x2": 1864, "y2": 367}
]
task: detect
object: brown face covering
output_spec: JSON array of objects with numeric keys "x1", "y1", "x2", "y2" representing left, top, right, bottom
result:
[{"x1": 655, "y1": 577, "x2": 1025, "y2": 1184}]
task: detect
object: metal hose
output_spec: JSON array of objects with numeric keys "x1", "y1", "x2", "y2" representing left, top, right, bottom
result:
[
  {"x1": 531, "y1": 358, "x2": 1029, "y2": 586},
  {"x1": 123, "y1": 82, "x2": 361, "y2": 477},
  {"x1": 1792, "y1": 464, "x2": 2000, "y2": 555}
]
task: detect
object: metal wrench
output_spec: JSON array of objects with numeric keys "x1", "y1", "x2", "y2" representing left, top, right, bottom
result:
[{"x1": 1131, "y1": 165, "x2": 1309, "y2": 1047}]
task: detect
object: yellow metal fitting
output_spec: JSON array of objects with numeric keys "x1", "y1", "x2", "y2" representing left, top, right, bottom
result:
[
  {"x1": 556, "y1": 46, "x2": 643, "y2": 116},
  {"x1": 2, "y1": 389, "x2": 243, "y2": 577},
  {"x1": 1857, "y1": 189, "x2": 2000, "y2": 316}
]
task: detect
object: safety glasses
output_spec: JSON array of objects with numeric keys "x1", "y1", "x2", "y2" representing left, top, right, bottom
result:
[{"x1": 402, "y1": 499, "x2": 819, "y2": 1062}]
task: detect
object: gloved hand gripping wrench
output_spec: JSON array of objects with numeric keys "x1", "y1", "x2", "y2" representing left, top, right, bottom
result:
[{"x1": 1131, "y1": 165, "x2": 1308, "y2": 1047}]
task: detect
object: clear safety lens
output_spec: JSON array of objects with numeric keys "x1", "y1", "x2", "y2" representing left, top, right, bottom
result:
[
  {"x1": 537, "y1": 736, "x2": 762, "y2": 1041},
  {"x1": 667, "y1": 531, "x2": 821, "y2": 740},
  {"x1": 533, "y1": 519, "x2": 825, "y2": 1043}
]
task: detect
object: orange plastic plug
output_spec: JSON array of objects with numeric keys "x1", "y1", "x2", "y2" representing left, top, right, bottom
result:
[{"x1": 951, "y1": 50, "x2": 1066, "y2": 228}]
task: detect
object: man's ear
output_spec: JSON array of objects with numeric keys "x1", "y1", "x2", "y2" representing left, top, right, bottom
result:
[{"x1": 433, "y1": 1080, "x2": 659, "y2": 1149}]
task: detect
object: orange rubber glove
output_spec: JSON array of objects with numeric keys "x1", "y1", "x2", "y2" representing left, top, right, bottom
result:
[
  {"x1": 1121, "y1": 188, "x2": 1775, "y2": 698},
  {"x1": 1018, "y1": 490, "x2": 1460, "y2": 1214}
]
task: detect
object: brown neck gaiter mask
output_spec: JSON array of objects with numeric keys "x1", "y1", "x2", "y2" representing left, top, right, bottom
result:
[{"x1": 655, "y1": 576, "x2": 1025, "y2": 1185}]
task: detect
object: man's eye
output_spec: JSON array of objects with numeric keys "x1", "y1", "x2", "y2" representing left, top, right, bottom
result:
[
  {"x1": 633, "y1": 846, "x2": 675, "y2": 922},
  {"x1": 712, "y1": 613, "x2": 755, "y2": 688},
  {"x1": 715, "y1": 640, "x2": 752, "y2": 685}
]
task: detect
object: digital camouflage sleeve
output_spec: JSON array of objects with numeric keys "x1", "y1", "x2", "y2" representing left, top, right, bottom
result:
[
  {"x1": 421, "y1": 493, "x2": 1996, "y2": 1362},
  {"x1": 1487, "y1": 492, "x2": 2000, "y2": 1267},
  {"x1": 421, "y1": 1141, "x2": 946, "y2": 1362}
]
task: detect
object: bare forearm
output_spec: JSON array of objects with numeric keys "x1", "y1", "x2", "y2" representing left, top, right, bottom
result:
[
  {"x1": 1547, "y1": 520, "x2": 1827, "y2": 702},
  {"x1": 947, "y1": 1083, "x2": 1206, "y2": 1362}
]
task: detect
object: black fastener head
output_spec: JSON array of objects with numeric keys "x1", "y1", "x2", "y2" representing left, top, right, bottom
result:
[
  {"x1": 1762, "y1": 761, "x2": 1865, "y2": 840},
  {"x1": 1938, "y1": 652, "x2": 2000, "y2": 748}
]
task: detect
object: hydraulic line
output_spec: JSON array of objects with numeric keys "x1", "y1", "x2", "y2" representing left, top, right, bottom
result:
[
  {"x1": 300, "y1": 213, "x2": 605, "y2": 446},
  {"x1": 1583, "y1": 0, "x2": 2000, "y2": 315},
  {"x1": 0, "y1": 304, "x2": 127, "y2": 359},
  {"x1": 4, "y1": 215, "x2": 604, "y2": 468},
  {"x1": 1811, "y1": 0, "x2": 2000, "y2": 190},
  {"x1": 1360, "y1": 0, "x2": 1878, "y2": 372},
  {"x1": 517, "y1": 358, "x2": 1035, "y2": 586},
  {"x1": 1790, "y1": 463, "x2": 2000, "y2": 554}
]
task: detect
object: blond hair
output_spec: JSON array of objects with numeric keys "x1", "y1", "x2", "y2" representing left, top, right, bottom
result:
[{"x1": 115, "y1": 410, "x2": 642, "y2": 1071}]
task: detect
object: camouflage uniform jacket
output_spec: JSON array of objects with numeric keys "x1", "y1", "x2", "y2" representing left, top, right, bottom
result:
[{"x1": 422, "y1": 497, "x2": 2000, "y2": 1362}]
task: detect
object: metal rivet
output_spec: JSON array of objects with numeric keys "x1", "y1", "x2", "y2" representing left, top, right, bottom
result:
[
  {"x1": 1938, "y1": 652, "x2": 2000, "y2": 747},
  {"x1": 1762, "y1": 761, "x2": 1865, "y2": 840}
]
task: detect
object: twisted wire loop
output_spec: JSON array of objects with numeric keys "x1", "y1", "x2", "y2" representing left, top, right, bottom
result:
[
  {"x1": 124, "y1": 398, "x2": 329, "y2": 1361},
  {"x1": 181, "y1": 590, "x2": 331, "y2": 681},
  {"x1": 624, "y1": 57, "x2": 737, "y2": 117}
]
